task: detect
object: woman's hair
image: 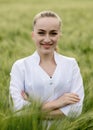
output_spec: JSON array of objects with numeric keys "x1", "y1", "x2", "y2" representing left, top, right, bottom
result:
[{"x1": 32, "y1": 10, "x2": 62, "y2": 30}]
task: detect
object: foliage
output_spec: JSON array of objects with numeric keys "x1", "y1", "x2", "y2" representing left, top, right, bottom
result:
[{"x1": 0, "y1": 0, "x2": 93, "y2": 129}]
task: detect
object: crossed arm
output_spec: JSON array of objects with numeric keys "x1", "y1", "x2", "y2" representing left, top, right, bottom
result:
[{"x1": 21, "y1": 91, "x2": 80, "y2": 118}]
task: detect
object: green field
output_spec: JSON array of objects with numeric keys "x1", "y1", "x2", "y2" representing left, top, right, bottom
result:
[{"x1": 0, "y1": 0, "x2": 93, "y2": 129}]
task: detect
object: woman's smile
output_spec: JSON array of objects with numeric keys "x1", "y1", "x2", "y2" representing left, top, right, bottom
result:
[{"x1": 40, "y1": 43, "x2": 53, "y2": 49}]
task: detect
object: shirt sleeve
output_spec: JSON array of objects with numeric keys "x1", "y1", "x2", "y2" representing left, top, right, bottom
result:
[
  {"x1": 9, "y1": 61, "x2": 30, "y2": 111},
  {"x1": 60, "y1": 59, "x2": 84, "y2": 118}
]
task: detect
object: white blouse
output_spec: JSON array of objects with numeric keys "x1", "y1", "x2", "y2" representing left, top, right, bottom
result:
[{"x1": 9, "y1": 51, "x2": 84, "y2": 117}]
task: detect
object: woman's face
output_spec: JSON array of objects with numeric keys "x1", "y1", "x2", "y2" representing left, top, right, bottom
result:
[{"x1": 32, "y1": 17, "x2": 61, "y2": 55}]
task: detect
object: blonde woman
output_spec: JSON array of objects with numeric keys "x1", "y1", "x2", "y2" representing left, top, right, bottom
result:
[{"x1": 9, "y1": 10, "x2": 84, "y2": 118}]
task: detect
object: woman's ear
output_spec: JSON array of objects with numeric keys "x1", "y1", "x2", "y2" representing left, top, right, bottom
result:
[
  {"x1": 31, "y1": 31, "x2": 34, "y2": 40},
  {"x1": 31, "y1": 31, "x2": 35, "y2": 40}
]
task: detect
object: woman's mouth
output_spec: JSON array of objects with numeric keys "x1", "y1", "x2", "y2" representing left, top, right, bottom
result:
[{"x1": 40, "y1": 43, "x2": 53, "y2": 49}]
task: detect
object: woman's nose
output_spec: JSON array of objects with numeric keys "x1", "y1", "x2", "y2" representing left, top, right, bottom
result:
[{"x1": 44, "y1": 35, "x2": 51, "y2": 42}]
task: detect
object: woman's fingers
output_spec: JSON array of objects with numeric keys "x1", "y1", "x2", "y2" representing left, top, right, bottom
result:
[
  {"x1": 56, "y1": 93, "x2": 80, "y2": 107},
  {"x1": 66, "y1": 93, "x2": 80, "y2": 102},
  {"x1": 21, "y1": 91, "x2": 29, "y2": 100}
]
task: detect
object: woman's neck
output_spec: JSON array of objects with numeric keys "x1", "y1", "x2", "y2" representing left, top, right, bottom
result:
[
  {"x1": 38, "y1": 51, "x2": 57, "y2": 77},
  {"x1": 38, "y1": 51, "x2": 55, "y2": 63}
]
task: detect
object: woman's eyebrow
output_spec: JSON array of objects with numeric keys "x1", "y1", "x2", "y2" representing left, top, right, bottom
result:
[
  {"x1": 37, "y1": 29, "x2": 58, "y2": 32},
  {"x1": 38, "y1": 29, "x2": 45, "y2": 31},
  {"x1": 51, "y1": 30, "x2": 58, "y2": 31},
  {"x1": 50, "y1": 30, "x2": 58, "y2": 32}
]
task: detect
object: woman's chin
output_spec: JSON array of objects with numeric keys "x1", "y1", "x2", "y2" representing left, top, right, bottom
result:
[{"x1": 41, "y1": 49, "x2": 53, "y2": 55}]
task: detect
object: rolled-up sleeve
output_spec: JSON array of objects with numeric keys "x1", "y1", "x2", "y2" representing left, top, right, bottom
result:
[
  {"x1": 60, "y1": 59, "x2": 84, "y2": 118},
  {"x1": 9, "y1": 61, "x2": 30, "y2": 111}
]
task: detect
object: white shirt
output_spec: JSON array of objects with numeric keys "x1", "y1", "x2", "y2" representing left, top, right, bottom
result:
[{"x1": 9, "y1": 51, "x2": 84, "y2": 117}]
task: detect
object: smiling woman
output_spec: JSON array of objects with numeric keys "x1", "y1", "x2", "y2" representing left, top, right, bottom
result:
[{"x1": 9, "y1": 10, "x2": 84, "y2": 119}]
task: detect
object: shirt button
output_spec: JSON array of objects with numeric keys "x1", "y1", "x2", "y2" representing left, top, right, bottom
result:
[{"x1": 50, "y1": 82, "x2": 53, "y2": 85}]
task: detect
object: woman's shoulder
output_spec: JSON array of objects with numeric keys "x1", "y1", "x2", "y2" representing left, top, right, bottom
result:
[
  {"x1": 12, "y1": 52, "x2": 35, "y2": 68},
  {"x1": 57, "y1": 52, "x2": 76, "y2": 62},
  {"x1": 57, "y1": 52, "x2": 79, "y2": 69}
]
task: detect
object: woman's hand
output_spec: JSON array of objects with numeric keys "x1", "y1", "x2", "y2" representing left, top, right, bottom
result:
[
  {"x1": 21, "y1": 91, "x2": 29, "y2": 101},
  {"x1": 55, "y1": 93, "x2": 80, "y2": 108},
  {"x1": 42, "y1": 93, "x2": 80, "y2": 111}
]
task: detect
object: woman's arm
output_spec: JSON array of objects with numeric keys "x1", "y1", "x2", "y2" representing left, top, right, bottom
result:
[
  {"x1": 21, "y1": 91, "x2": 80, "y2": 118},
  {"x1": 60, "y1": 59, "x2": 84, "y2": 118},
  {"x1": 9, "y1": 61, "x2": 30, "y2": 111},
  {"x1": 41, "y1": 93, "x2": 80, "y2": 118},
  {"x1": 45, "y1": 109, "x2": 65, "y2": 119},
  {"x1": 42, "y1": 93, "x2": 80, "y2": 112}
]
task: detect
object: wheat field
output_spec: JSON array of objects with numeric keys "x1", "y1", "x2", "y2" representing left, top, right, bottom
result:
[{"x1": 0, "y1": 0, "x2": 93, "y2": 129}]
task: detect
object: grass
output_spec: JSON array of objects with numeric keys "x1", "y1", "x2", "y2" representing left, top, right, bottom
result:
[{"x1": 0, "y1": 0, "x2": 93, "y2": 129}]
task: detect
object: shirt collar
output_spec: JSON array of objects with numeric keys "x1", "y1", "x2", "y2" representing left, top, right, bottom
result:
[{"x1": 32, "y1": 51, "x2": 60, "y2": 65}]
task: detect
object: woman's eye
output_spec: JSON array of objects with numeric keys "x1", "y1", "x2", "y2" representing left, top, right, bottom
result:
[
  {"x1": 50, "y1": 32, "x2": 58, "y2": 36},
  {"x1": 38, "y1": 32, "x2": 45, "y2": 35}
]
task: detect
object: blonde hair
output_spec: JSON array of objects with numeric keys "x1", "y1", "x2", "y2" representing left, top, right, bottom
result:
[{"x1": 32, "y1": 10, "x2": 62, "y2": 30}]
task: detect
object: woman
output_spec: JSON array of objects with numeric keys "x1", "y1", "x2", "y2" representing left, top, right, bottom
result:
[{"x1": 9, "y1": 10, "x2": 84, "y2": 118}]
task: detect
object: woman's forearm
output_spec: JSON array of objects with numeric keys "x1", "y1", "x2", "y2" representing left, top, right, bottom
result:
[
  {"x1": 49, "y1": 109, "x2": 64, "y2": 116},
  {"x1": 45, "y1": 109, "x2": 65, "y2": 119},
  {"x1": 42, "y1": 100, "x2": 59, "y2": 111},
  {"x1": 42, "y1": 93, "x2": 80, "y2": 112}
]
